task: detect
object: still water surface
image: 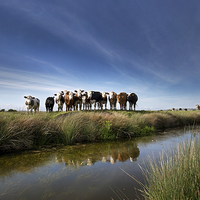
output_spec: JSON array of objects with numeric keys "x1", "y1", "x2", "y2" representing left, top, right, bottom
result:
[{"x1": 0, "y1": 128, "x2": 197, "y2": 200}]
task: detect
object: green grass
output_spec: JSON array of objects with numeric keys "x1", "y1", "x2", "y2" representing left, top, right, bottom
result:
[
  {"x1": 139, "y1": 131, "x2": 200, "y2": 200},
  {"x1": 1, "y1": 110, "x2": 200, "y2": 153}
]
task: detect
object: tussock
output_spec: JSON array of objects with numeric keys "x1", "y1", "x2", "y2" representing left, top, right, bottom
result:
[{"x1": 1, "y1": 110, "x2": 200, "y2": 152}]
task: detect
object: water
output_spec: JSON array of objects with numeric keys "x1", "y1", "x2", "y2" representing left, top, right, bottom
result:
[{"x1": 0, "y1": 128, "x2": 198, "y2": 200}]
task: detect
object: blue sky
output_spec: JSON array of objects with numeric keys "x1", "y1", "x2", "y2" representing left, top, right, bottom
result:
[{"x1": 1, "y1": 0, "x2": 200, "y2": 111}]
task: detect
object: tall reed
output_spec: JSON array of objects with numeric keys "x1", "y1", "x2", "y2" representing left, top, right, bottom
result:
[
  {"x1": 1, "y1": 110, "x2": 200, "y2": 152},
  {"x1": 140, "y1": 132, "x2": 200, "y2": 200}
]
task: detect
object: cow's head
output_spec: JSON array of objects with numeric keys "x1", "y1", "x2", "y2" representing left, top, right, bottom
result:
[
  {"x1": 74, "y1": 89, "x2": 84, "y2": 98},
  {"x1": 24, "y1": 95, "x2": 35, "y2": 106},
  {"x1": 109, "y1": 91, "x2": 116, "y2": 99},
  {"x1": 63, "y1": 90, "x2": 68, "y2": 95},
  {"x1": 102, "y1": 92, "x2": 109, "y2": 98},
  {"x1": 68, "y1": 91, "x2": 74, "y2": 100},
  {"x1": 87, "y1": 91, "x2": 92, "y2": 99},
  {"x1": 54, "y1": 91, "x2": 64, "y2": 100}
]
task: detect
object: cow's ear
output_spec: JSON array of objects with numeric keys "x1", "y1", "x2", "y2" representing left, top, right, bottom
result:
[
  {"x1": 106, "y1": 92, "x2": 109, "y2": 95},
  {"x1": 32, "y1": 97, "x2": 35, "y2": 99},
  {"x1": 24, "y1": 96, "x2": 27, "y2": 98},
  {"x1": 74, "y1": 90, "x2": 77, "y2": 92},
  {"x1": 54, "y1": 94, "x2": 57, "y2": 96},
  {"x1": 61, "y1": 91, "x2": 64, "y2": 95},
  {"x1": 82, "y1": 90, "x2": 84, "y2": 92}
]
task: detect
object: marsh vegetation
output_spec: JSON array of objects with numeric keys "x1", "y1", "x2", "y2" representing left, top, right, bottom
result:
[
  {"x1": 1, "y1": 110, "x2": 200, "y2": 153},
  {"x1": 138, "y1": 130, "x2": 200, "y2": 200}
]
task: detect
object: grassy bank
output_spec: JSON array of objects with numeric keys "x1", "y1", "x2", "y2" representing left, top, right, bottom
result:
[
  {"x1": 1, "y1": 110, "x2": 200, "y2": 152},
  {"x1": 140, "y1": 131, "x2": 200, "y2": 199}
]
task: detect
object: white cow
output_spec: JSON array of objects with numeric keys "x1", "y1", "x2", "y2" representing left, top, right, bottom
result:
[
  {"x1": 54, "y1": 91, "x2": 64, "y2": 111},
  {"x1": 24, "y1": 95, "x2": 40, "y2": 113}
]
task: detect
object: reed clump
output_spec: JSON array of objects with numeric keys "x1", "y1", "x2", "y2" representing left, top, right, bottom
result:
[
  {"x1": 140, "y1": 132, "x2": 200, "y2": 200},
  {"x1": 1, "y1": 110, "x2": 200, "y2": 152}
]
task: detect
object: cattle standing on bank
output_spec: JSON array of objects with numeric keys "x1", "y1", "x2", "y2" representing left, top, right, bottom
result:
[
  {"x1": 74, "y1": 89, "x2": 84, "y2": 110},
  {"x1": 108, "y1": 92, "x2": 117, "y2": 110},
  {"x1": 127, "y1": 92, "x2": 138, "y2": 111},
  {"x1": 24, "y1": 95, "x2": 40, "y2": 113},
  {"x1": 64, "y1": 91, "x2": 75, "y2": 111},
  {"x1": 45, "y1": 97, "x2": 54, "y2": 112},
  {"x1": 117, "y1": 92, "x2": 128, "y2": 110},
  {"x1": 82, "y1": 92, "x2": 90, "y2": 110},
  {"x1": 100, "y1": 92, "x2": 109, "y2": 110},
  {"x1": 87, "y1": 91, "x2": 102, "y2": 110},
  {"x1": 54, "y1": 91, "x2": 64, "y2": 111}
]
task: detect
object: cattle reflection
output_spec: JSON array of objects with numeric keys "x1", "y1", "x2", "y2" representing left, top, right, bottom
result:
[{"x1": 54, "y1": 141, "x2": 140, "y2": 168}]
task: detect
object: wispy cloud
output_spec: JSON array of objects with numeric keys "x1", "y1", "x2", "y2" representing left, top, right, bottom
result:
[{"x1": 0, "y1": 66, "x2": 74, "y2": 92}]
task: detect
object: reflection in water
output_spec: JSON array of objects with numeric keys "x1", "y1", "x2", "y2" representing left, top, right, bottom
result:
[
  {"x1": 53, "y1": 140, "x2": 140, "y2": 168},
  {"x1": 0, "y1": 129, "x2": 195, "y2": 200}
]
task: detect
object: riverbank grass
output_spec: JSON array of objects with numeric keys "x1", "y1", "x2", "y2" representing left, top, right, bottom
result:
[
  {"x1": 1, "y1": 110, "x2": 200, "y2": 152},
  {"x1": 141, "y1": 132, "x2": 200, "y2": 200}
]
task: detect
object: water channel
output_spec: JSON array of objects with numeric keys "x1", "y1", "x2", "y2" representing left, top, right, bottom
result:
[{"x1": 0, "y1": 127, "x2": 198, "y2": 200}]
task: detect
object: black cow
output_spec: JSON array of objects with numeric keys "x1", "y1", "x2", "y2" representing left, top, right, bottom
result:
[
  {"x1": 87, "y1": 91, "x2": 102, "y2": 110},
  {"x1": 127, "y1": 92, "x2": 138, "y2": 111},
  {"x1": 45, "y1": 97, "x2": 55, "y2": 112}
]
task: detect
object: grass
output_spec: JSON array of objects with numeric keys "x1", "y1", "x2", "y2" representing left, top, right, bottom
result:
[
  {"x1": 137, "y1": 130, "x2": 200, "y2": 200},
  {"x1": 1, "y1": 110, "x2": 200, "y2": 153}
]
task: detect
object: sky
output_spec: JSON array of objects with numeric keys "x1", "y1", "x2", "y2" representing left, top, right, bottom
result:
[{"x1": 1, "y1": 0, "x2": 200, "y2": 111}]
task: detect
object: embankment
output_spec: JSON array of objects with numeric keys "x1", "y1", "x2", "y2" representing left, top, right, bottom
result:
[{"x1": 1, "y1": 110, "x2": 200, "y2": 153}]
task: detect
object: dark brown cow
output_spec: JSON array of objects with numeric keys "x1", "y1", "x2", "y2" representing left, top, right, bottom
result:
[
  {"x1": 45, "y1": 97, "x2": 54, "y2": 112},
  {"x1": 127, "y1": 92, "x2": 138, "y2": 111},
  {"x1": 100, "y1": 92, "x2": 109, "y2": 110},
  {"x1": 117, "y1": 92, "x2": 128, "y2": 110},
  {"x1": 108, "y1": 91, "x2": 117, "y2": 110}
]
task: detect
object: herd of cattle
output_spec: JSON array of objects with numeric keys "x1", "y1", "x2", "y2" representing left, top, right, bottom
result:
[{"x1": 24, "y1": 89, "x2": 138, "y2": 113}]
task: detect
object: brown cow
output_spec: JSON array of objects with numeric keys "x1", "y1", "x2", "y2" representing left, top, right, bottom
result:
[
  {"x1": 64, "y1": 91, "x2": 75, "y2": 111},
  {"x1": 196, "y1": 104, "x2": 200, "y2": 110},
  {"x1": 108, "y1": 91, "x2": 117, "y2": 110},
  {"x1": 117, "y1": 92, "x2": 128, "y2": 110}
]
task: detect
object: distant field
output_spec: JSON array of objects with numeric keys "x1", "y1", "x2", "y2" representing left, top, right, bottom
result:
[{"x1": 1, "y1": 110, "x2": 200, "y2": 153}]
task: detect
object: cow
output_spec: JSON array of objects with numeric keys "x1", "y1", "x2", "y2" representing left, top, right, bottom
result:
[
  {"x1": 24, "y1": 95, "x2": 40, "y2": 113},
  {"x1": 74, "y1": 89, "x2": 84, "y2": 110},
  {"x1": 100, "y1": 92, "x2": 109, "y2": 110},
  {"x1": 45, "y1": 97, "x2": 54, "y2": 112},
  {"x1": 172, "y1": 108, "x2": 175, "y2": 111},
  {"x1": 54, "y1": 91, "x2": 64, "y2": 111},
  {"x1": 64, "y1": 91, "x2": 75, "y2": 111},
  {"x1": 196, "y1": 104, "x2": 200, "y2": 110},
  {"x1": 117, "y1": 92, "x2": 128, "y2": 110},
  {"x1": 87, "y1": 91, "x2": 102, "y2": 110},
  {"x1": 81, "y1": 92, "x2": 90, "y2": 110},
  {"x1": 127, "y1": 92, "x2": 138, "y2": 111},
  {"x1": 108, "y1": 91, "x2": 117, "y2": 110}
]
